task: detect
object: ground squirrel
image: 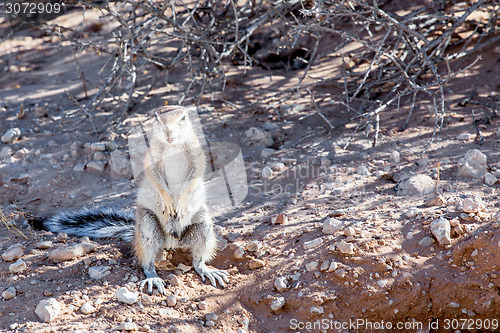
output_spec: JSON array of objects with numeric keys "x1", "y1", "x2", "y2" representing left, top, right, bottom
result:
[{"x1": 39, "y1": 106, "x2": 229, "y2": 294}]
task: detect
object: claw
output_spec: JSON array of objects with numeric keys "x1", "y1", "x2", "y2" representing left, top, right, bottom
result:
[{"x1": 139, "y1": 277, "x2": 166, "y2": 295}]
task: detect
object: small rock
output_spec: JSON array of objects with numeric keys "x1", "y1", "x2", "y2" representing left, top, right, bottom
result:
[
  {"x1": 355, "y1": 165, "x2": 370, "y2": 176},
  {"x1": 395, "y1": 174, "x2": 435, "y2": 196},
  {"x1": 0, "y1": 146, "x2": 13, "y2": 159},
  {"x1": 198, "y1": 302, "x2": 208, "y2": 311},
  {"x1": 245, "y1": 127, "x2": 274, "y2": 147},
  {"x1": 9, "y1": 259, "x2": 27, "y2": 273},
  {"x1": 344, "y1": 227, "x2": 356, "y2": 236},
  {"x1": 116, "y1": 322, "x2": 138, "y2": 331},
  {"x1": 86, "y1": 160, "x2": 105, "y2": 172},
  {"x1": 484, "y1": 173, "x2": 497, "y2": 186},
  {"x1": 274, "y1": 277, "x2": 287, "y2": 292},
  {"x1": 270, "y1": 162, "x2": 286, "y2": 172},
  {"x1": 320, "y1": 157, "x2": 331, "y2": 167},
  {"x1": 90, "y1": 142, "x2": 107, "y2": 152},
  {"x1": 389, "y1": 151, "x2": 401, "y2": 163},
  {"x1": 158, "y1": 308, "x2": 172, "y2": 316},
  {"x1": 246, "y1": 240, "x2": 262, "y2": 252},
  {"x1": 36, "y1": 241, "x2": 53, "y2": 249},
  {"x1": 261, "y1": 166, "x2": 273, "y2": 179},
  {"x1": 320, "y1": 260, "x2": 330, "y2": 271},
  {"x1": 2, "y1": 244, "x2": 25, "y2": 262},
  {"x1": 405, "y1": 207, "x2": 421, "y2": 218},
  {"x1": 327, "y1": 261, "x2": 339, "y2": 272},
  {"x1": 80, "y1": 302, "x2": 95, "y2": 314},
  {"x1": 322, "y1": 218, "x2": 344, "y2": 234},
  {"x1": 248, "y1": 258, "x2": 266, "y2": 269},
  {"x1": 169, "y1": 275, "x2": 181, "y2": 287},
  {"x1": 303, "y1": 237, "x2": 323, "y2": 250},
  {"x1": 94, "y1": 151, "x2": 106, "y2": 160},
  {"x1": 336, "y1": 241, "x2": 355, "y2": 254},
  {"x1": 261, "y1": 148, "x2": 276, "y2": 158},
  {"x1": 419, "y1": 236, "x2": 435, "y2": 247},
  {"x1": 88, "y1": 266, "x2": 111, "y2": 279},
  {"x1": 270, "y1": 213, "x2": 287, "y2": 225},
  {"x1": 448, "y1": 302, "x2": 460, "y2": 308},
  {"x1": 310, "y1": 306, "x2": 324, "y2": 315},
  {"x1": 462, "y1": 195, "x2": 484, "y2": 213},
  {"x1": 377, "y1": 279, "x2": 391, "y2": 288},
  {"x1": 1, "y1": 128, "x2": 21, "y2": 143},
  {"x1": 457, "y1": 149, "x2": 487, "y2": 178},
  {"x1": 2, "y1": 287, "x2": 16, "y2": 300},
  {"x1": 35, "y1": 298, "x2": 62, "y2": 323},
  {"x1": 425, "y1": 194, "x2": 445, "y2": 207},
  {"x1": 335, "y1": 268, "x2": 348, "y2": 278},
  {"x1": 49, "y1": 242, "x2": 96, "y2": 262},
  {"x1": 116, "y1": 287, "x2": 138, "y2": 305},
  {"x1": 456, "y1": 133, "x2": 473, "y2": 141},
  {"x1": 270, "y1": 297, "x2": 285, "y2": 311},
  {"x1": 305, "y1": 261, "x2": 319, "y2": 271},
  {"x1": 73, "y1": 163, "x2": 85, "y2": 172},
  {"x1": 109, "y1": 150, "x2": 131, "y2": 177},
  {"x1": 233, "y1": 246, "x2": 245, "y2": 259},
  {"x1": 55, "y1": 233, "x2": 67, "y2": 243},
  {"x1": 492, "y1": 212, "x2": 500, "y2": 223},
  {"x1": 205, "y1": 313, "x2": 218, "y2": 322},
  {"x1": 167, "y1": 295, "x2": 177, "y2": 307},
  {"x1": 416, "y1": 157, "x2": 430, "y2": 167},
  {"x1": 263, "y1": 122, "x2": 279, "y2": 131},
  {"x1": 430, "y1": 217, "x2": 451, "y2": 245}
]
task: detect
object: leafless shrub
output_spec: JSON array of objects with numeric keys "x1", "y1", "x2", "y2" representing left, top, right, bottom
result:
[{"x1": 25, "y1": 0, "x2": 500, "y2": 148}]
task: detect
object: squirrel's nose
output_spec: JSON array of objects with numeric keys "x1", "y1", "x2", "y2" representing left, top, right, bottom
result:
[{"x1": 167, "y1": 137, "x2": 173, "y2": 143}]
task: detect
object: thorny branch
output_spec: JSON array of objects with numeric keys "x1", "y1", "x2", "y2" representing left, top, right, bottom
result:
[{"x1": 4, "y1": 0, "x2": 498, "y2": 150}]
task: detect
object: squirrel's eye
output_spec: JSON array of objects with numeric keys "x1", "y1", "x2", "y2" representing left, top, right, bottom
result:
[{"x1": 179, "y1": 115, "x2": 186, "y2": 123}]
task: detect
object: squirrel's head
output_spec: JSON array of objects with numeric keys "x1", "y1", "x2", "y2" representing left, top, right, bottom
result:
[{"x1": 154, "y1": 106, "x2": 193, "y2": 145}]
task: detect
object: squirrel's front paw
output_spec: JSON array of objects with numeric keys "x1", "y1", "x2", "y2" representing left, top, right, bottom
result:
[
  {"x1": 161, "y1": 200, "x2": 175, "y2": 217},
  {"x1": 176, "y1": 196, "x2": 190, "y2": 221}
]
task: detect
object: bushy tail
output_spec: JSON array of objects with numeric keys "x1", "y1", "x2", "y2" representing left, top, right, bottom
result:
[{"x1": 41, "y1": 207, "x2": 136, "y2": 242}]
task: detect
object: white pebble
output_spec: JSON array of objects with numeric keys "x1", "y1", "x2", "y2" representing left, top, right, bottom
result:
[
  {"x1": 274, "y1": 277, "x2": 288, "y2": 292},
  {"x1": 35, "y1": 298, "x2": 62, "y2": 323},
  {"x1": 115, "y1": 287, "x2": 137, "y2": 305},
  {"x1": 233, "y1": 246, "x2": 245, "y2": 259},
  {"x1": 303, "y1": 237, "x2": 323, "y2": 250},
  {"x1": 88, "y1": 266, "x2": 111, "y2": 279},
  {"x1": 336, "y1": 241, "x2": 355, "y2": 254},
  {"x1": 167, "y1": 295, "x2": 177, "y2": 307},
  {"x1": 80, "y1": 302, "x2": 95, "y2": 314},
  {"x1": 261, "y1": 166, "x2": 273, "y2": 179},
  {"x1": 2, "y1": 287, "x2": 16, "y2": 300},
  {"x1": 2, "y1": 244, "x2": 25, "y2": 262},
  {"x1": 9, "y1": 259, "x2": 27, "y2": 273},
  {"x1": 305, "y1": 261, "x2": 319, "y2": 271},
  {"x1": 322, "y1": 218, "x2": 344, "y2": 234},
  {"x1": 246, "y1": 240, "x2": 262, "y2": 252},
  {"x1": 1, "y1": 128, "x2": 21, "y2": 143},
  {"x1": 270, "y1": 297, "x2": 285, "y2": 311}
]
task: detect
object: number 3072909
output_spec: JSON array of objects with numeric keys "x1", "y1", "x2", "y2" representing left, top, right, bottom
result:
[{"x1": 5, "y1": 2, "x2": 63, "y2": 15}]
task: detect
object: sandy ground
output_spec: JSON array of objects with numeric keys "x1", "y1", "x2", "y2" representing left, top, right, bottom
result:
[{"x1": 0, "y1": 5, "x2": 499, "y2": 333}]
